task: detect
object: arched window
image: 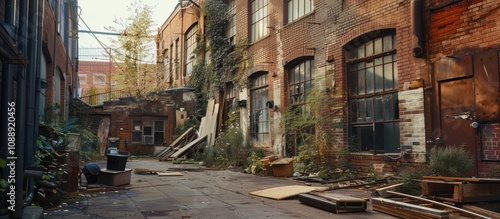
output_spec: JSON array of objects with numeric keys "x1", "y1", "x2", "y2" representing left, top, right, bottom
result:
[
  {"x1": 185, "y1": 24, "x2": 198, "y2": 76},
  {"x1": 346, "y1": 31, "x2": 399, "y2": 153},
  {"x1": 286, "y1": 59, "x2": 314, "y2": 156},
  {"x1": 250, "y1": 73, "x2": 269, "y2": 142}
]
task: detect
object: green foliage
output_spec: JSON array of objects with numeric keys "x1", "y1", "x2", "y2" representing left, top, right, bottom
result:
[
  {"x1": 429, "y1": 145, "x2": 474, "y2": 177},
  {"x1": 398, "y1": 166, "x2": 432, "y2": 196},
  {"x1": 107, "y1": 1, "x2": 162, "y2": 96},
  {"x1": 190, "y1": 0, "x2": 246, "y2": 97},
  {"x1": 201, "y1": 126, "x2": 249, "y2": 168},
  {"x1": 245, "y1": 150, "x2": 266, "y2": 175}
]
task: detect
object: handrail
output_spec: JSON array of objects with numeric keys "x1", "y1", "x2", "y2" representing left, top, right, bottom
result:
[{"x1": 79, "y1": 90, "x2": 128, "y2": 106}]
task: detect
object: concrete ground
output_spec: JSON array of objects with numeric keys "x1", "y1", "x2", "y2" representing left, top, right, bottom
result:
[{"x1": 42, "y1": 158, "x2": 397, "y2": 219}]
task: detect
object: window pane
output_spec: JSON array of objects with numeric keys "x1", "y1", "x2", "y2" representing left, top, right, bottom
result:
[
  {"x1": 366, "y1": 97, "x2": 373, "y2": 122},
  {"x1": 349, "y1": 71, "x2": 358, "y2": 96},
  {"x1": 305, "y1": 0, "x2": 311, "y2": 14},
  {"x1": 154, "y1": 132, "x2": 164, "y2": 144},
  {"x1": 366, "y1": 67, "x2": 374, "y2": 94},
  {"x1": 375, "y1": 65, "x2": 383, "y2": 92},
  {"x1": 358, "y1": 98, "x2": 366, "y2": 122},
  {"x1": 366, "y1": 40, "x2": 373, "y2": 56},
  {"x1": 374, "y1": 96, "x2": 383, "y2": 121},
  {"x1": 384, "y1": 94, "x2": 394, "y2": 120},
  {"x1": 384, "y1": 123, "x2": 399, "y2": 153},
  {"x1": 357, "y1": 126, "x2": 374, "y2": 151},
  {"x1": 358, "y1": 45, "x2": 365, "y2": 58},
  {"x1": 383, "y1": 35, "x2": 393, "y2": 52},
  {"x1": 374, "y1": 37, "x2": 383, "y2": 54},
  {"x1": 350, "y1": 99, "x2": 358, "y2": 122},
  {"x1": 358, "y1": 69, "x2": 365, "y2": 95},
  {"x1": 384, "y1": 63, "x2": 393, "y2": 90},
  {"x1": 144, "y1": 127, "x2": 152, "y2": 135}
]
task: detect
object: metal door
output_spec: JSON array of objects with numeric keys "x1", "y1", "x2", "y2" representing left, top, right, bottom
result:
[{"x1": 438, "y1": 78, "x2": 478, "y2": 176}]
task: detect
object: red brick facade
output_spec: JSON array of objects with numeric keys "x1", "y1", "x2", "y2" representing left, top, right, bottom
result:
[{"x1": 157, "y1": 0, "x2": 500, "y2": 177}]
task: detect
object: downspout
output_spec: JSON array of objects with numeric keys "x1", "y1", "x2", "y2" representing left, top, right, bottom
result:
[
  {"x1": 12, "y1": 0, "x2": 29, "y2": 217},
  {"x1": 23, "y1": 0, "x2": 43, "y2": 206},
  {"x1": 411, "y1": 0, "x2": 425, "y2": 58}
]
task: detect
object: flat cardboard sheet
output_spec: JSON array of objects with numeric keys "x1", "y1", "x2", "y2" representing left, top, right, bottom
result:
[{"x1": 249, "y1": 185, "x2": 329, "y2": 200}]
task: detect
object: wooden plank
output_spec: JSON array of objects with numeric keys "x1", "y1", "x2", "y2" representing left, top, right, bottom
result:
[
  {"x1": 386, "y1": 191, "x2": 491, "y2": 219},
  {"x1": 461, "y1": 205, "x2": 500, "y2": 219},
  {"x1": 249, "y1": 185, "x2": 329, "y2": 200},
  {"x1": 422, "y1": 176, "x2": 500, "y2": 183},
  {"x1": 207, "y1": 103, "x2": 219, "y2": 147},
  {"x1": 170, "y1": 135, "x2": 207, "y2": 158},
  {"x1": 375, "y1": 183, "x2": 403, "y2": 198},
  {"x1": 157, "y1": 172, "x2": 183, "y2": 176},
  {"x1": 372, "y1": 199, "x2": 445, "y2": 219},
  {"x1": 311, "y1": 192, "x2": 366, "y2": 202}
]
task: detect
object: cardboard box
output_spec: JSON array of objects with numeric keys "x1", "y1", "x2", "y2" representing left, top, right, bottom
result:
[
  {"x1": 98, "y1": 168, "x2": 132, "y2": 186},
  {"x1": 271, "y1": 158, "x2": 294, "y2": 177}
]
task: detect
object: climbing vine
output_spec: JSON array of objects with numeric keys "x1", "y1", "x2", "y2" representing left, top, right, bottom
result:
[{"x1": 189, "y1": 0, "x2": 246, "y2": 106}]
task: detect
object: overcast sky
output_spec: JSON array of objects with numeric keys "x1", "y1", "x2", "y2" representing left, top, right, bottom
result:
[{"x1": 78, "y1": 0, "x2": 178, "y2": 49}]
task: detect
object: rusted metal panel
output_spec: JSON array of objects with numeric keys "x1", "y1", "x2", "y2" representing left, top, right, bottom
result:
[
  {"x1": 434, "y1": 55, "x2": 472, "y2": 81},
  {"x1": 474, "y1": 50, "x2": 500, "y2": 122},
  {"x1": 440, "y1": 79, "x2": 474, "y2": 109}
]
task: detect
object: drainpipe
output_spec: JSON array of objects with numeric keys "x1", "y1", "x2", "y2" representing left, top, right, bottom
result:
[
  {"x1": 411, "y1": 0, "x2": 425, "y2": 58},
  {"x1": 23, "y1": 0, "x2": 43, "y2": 207},
  {"x1": 11, "y1": 0, "x2": 29, "y2": 217}
]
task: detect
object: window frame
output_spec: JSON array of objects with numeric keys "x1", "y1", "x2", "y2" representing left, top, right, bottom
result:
[
  {"x1": 131, "y1": 120, "x2": 165, "y2": 145},
  {"x1": 346, "y1": 31, "x2": 400, "y2": 154},
  {"x1": 227, "y1": 0, "x2": 237, "y2": 46},
  {"x1": 250, "y1": 72, "x2": 270, "y2": 143},
  {"x1": 250, "y1": 0, "x2": 269, "y2": 43},
  {"x1": 286, "y1": 0, "x2": 314, "y2": 24},
  {"x1": 92, "y1": 73, "x2": 107, "y2": 85},
  {"x1": 185, "y1": 24, "x2": 198, "y2": 76}
]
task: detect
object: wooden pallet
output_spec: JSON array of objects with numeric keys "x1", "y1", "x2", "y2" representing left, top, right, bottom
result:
[{"x1": 421, "y1": 176, "x2": 500, "y2": 203}]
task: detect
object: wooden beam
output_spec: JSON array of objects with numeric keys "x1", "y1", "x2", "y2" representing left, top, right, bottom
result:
[
  {"x1": 372, "y1": 197, "x2": 449, "y2": 219},
  {"x1": 386, "y1": 191, "x2": 492, "y2": 219}
]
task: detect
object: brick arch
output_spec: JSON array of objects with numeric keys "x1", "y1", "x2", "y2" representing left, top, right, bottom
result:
[
  {"x1": 339, "y1": 23, "x2": 398, "y2": 47},
  {"x1": 283, "y1": 48, "x2": 315, "y2": 66},
  {"x1": 248, "y1": 65, "x2": 272, "y2": 76}
]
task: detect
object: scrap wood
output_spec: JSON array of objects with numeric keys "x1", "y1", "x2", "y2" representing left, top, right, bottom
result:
[
  {"x1": 249, "y1": 185, "x2": 329, "y2": 200},
  {"x1": 422, "y1": 176, "x2": 500, "y2": 183},
  {"x1": 461, "y1": 205, "x2": 500, "y2": 219},
  {"x1": 386, "y1": 190, "x2": 491, "y2": 219},
  {"x1": 170, "y1": 135, "x2": 207, "y2": 159},
  {"x1": 157, "y1": 171, "x2": 183, "y2": 176},
  {"x1": 372, "y1": 197, "x2": 449, "y2": 219},
  {"x1": 328, "y1": 178, "x2": 388, "y2": 190},
  {"x1": 374, "y1": 182, "x2": 403, "y2": 198}
]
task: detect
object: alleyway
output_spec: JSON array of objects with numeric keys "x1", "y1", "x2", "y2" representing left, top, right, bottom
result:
[{"x1": 43, "y1": 158, "x2": 396, "y2": 219}]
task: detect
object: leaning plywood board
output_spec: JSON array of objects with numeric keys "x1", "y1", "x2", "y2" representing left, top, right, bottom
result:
[
  {"x1": 170, "y1": 135, "x2": 207, "y2": 158},
  {"x1": 249, "y1": 185, "x2": 329, "y2": 200}
]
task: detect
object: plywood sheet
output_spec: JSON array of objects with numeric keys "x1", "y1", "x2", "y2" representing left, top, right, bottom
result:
[{"x1": 249, "y1": 185, "x2": 329, "y2": 200}]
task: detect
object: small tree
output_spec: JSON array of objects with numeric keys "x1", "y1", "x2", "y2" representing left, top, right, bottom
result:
[{"x1": 106, "y1": 1, "x2": 164, "y2": 96}]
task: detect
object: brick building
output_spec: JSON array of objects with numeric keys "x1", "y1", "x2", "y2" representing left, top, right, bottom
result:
[
  {"x1": 0, "y1": 0, "x2": 78, "y2": 216},
  {"x1": 157, "y1": 0, "x2": 500, "y2": 177}
]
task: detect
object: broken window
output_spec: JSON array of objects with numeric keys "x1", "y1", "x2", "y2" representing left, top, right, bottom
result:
[
  {"x1": 250, "y1": 73, "x2": 269, "y2": 142},
  {"x1": 346, "y1": 32, "x2": 399, "y2": 153}
]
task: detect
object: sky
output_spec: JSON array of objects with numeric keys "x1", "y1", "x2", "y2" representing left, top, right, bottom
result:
[{"x1": 78, "y1": 0, "x2": 179, "y2": 51}]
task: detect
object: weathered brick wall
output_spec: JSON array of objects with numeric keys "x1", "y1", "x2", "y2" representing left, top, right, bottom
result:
[
  {"x1": 428, "y1": 0, "x2": 500, "y2": 59},
  {"x1": 399, "y1": 88, "x2": 426, "y2": 162},
  {"x1": 480, "y1": 123, "x2": 500, "y2": 176},
  {"x1": 429, "y1": 0, "x2": 500, "y2": 177}
]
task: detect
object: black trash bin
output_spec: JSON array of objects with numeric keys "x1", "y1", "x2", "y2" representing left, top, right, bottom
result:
[{"x1": 106, "y1": 153, "x2": 128, "y2": 171}]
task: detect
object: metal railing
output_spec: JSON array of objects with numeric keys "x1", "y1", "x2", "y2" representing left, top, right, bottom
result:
[{"x1": 80, "y1": 90, "x2": 128, "y2": 106}]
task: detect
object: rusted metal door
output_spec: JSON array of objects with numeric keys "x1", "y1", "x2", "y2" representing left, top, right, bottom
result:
[
  {"x1": 438, "y1": 79, "x2": 478, "y2": 176},
  {"x1": 434, "y1": 56, "x2": 478, "y2": 176}
]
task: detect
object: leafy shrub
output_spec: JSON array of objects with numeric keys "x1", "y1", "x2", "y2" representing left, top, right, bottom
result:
[{"x1": 429, "y1": 145, "x2": 474, "y2": 177}]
